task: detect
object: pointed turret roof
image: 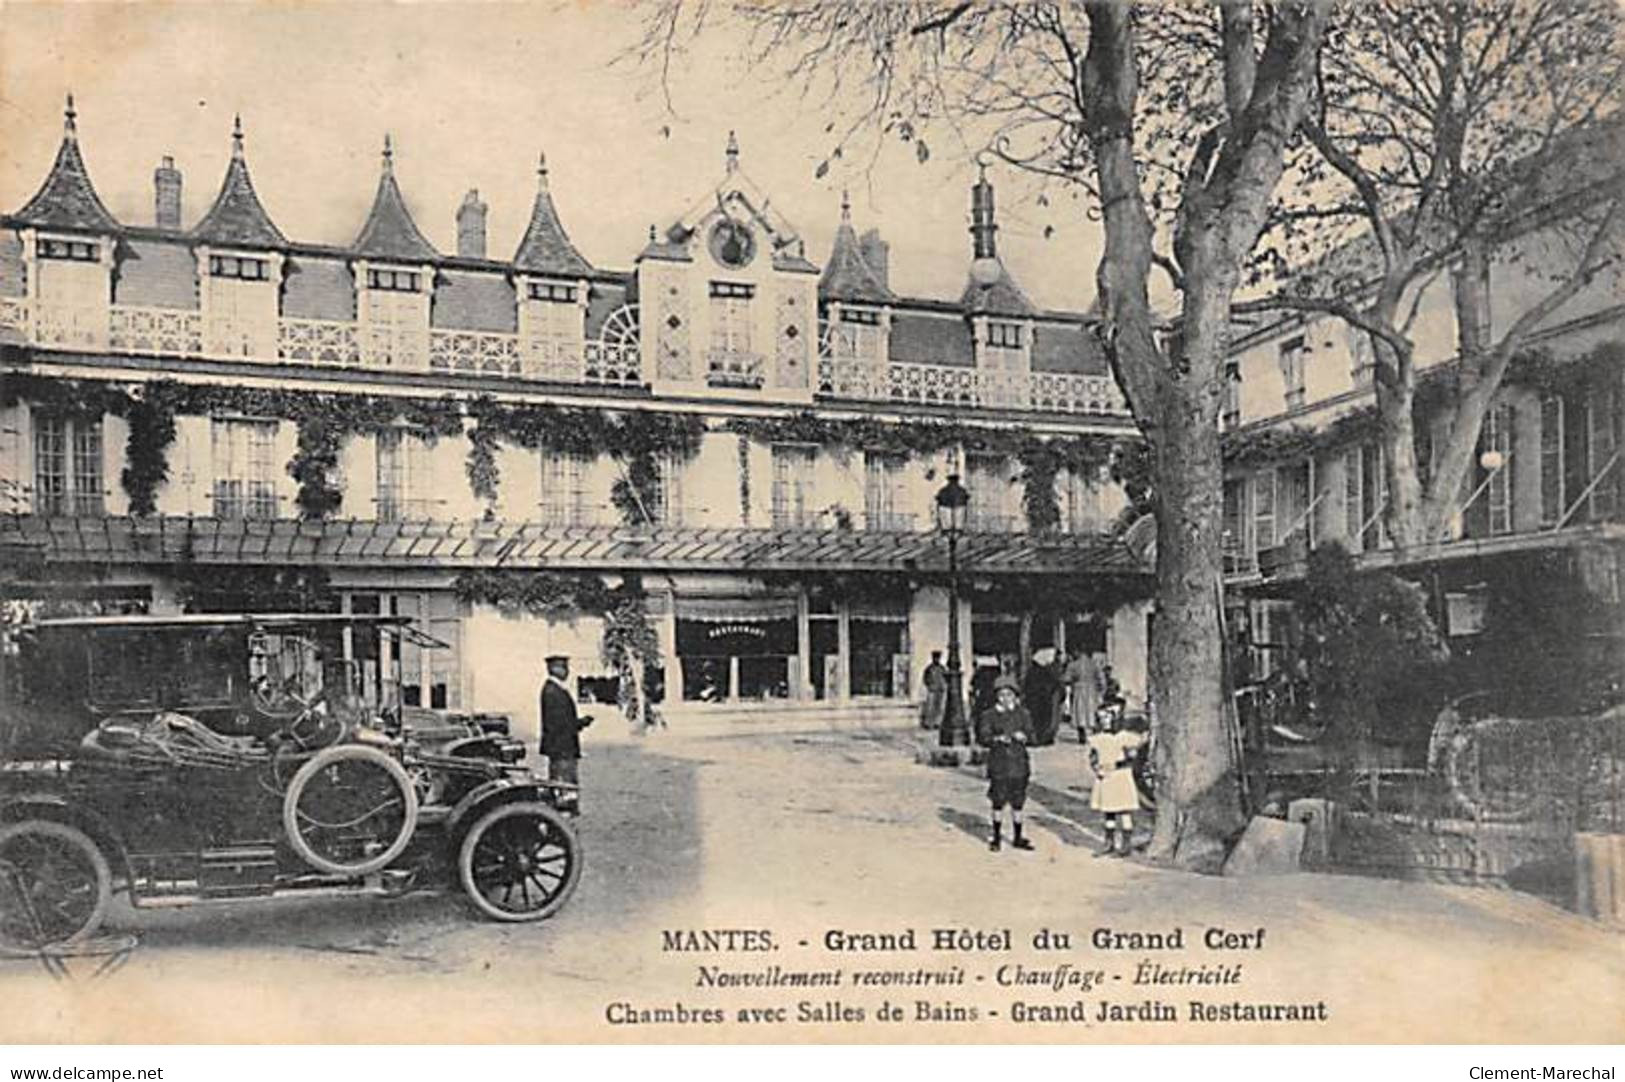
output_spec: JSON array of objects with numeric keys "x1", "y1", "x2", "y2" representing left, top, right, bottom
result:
[
  {"x1": 961, "y1": 265, "x2": 1036, "y2": 316},
  {"x1": 819, "y1": 191, "x2": 894, "y2": 303},
  {"x1": 960, "y1": 166, "x2": 1034, "y2": 316},
  {"x1": 352, "y1": 135, "x2": 438, "y2": 261},
  {"x1": 192, "y1": 116, "x2": 286, "y2": 247},
  {"x1": 512, "y1": 152, "x2": 593, "y2": 276},
  {"x1": 15, "y1": 94, "x2": 120, "y2": 232}
]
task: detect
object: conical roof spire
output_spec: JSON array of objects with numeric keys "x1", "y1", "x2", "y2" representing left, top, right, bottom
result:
[
  {"x1": 725, "y1": 130, "x2": 740, "y2": 175},
  {"x1": 819, "y1": 192, "x2": 893, "y2": 303},
  {"x1": 513, "y1": 148, "x2": 592, "y2": 276},
  {"x1": 13, "y1": 93, "x2": 120, "y2": 231},
  {"x1": 194, "y1": 115, "x2": 286, "y2": 247},
  {"x1": 352, "y1": 133, "x2": 438, "y2": 261}
]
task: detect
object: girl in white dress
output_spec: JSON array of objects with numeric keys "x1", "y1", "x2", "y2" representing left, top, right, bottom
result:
[{"x1": 1087, "y1": 698, "x2": 1145, "y2": 857}]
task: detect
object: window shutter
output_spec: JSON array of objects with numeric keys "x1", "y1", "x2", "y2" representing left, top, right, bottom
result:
[{"x1": 1540, "y1": 394, "x2": 1564, "y2": 526}]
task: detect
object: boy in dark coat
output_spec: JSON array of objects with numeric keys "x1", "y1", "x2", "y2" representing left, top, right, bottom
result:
[
  {"x1": 540, "y1": 654, "x2": 592, "y2": 815},
  {"x1": 975, "y1": 676, "x2": 1035, "y2": 852}
]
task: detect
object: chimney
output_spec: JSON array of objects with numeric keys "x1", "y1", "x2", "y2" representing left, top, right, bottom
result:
[
  {"x1": 456, "y1": 189, "x2": 488, "y2": 259},
  {"x1": 969, "y1": 169, "x2": 998, "y2": 261},
  {"x1": 154, "y1": 156, "x2": 182, "y2": 230},
  {"x1": 859, "y1": 228, "x2": 889, "y2": 290}
]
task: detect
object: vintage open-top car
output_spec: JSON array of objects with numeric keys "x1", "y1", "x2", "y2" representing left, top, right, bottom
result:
[{"x1": 0, "y1": 613, "x2": 581, "y2": 956}]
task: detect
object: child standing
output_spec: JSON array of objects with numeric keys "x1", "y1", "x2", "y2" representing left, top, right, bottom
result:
[
  {"x1": 1087, "y1": 696, "x2": 1145, "y2": 857},
  {"x1": 976, "y1": 676, "x2": 1035, "y2": 852}
]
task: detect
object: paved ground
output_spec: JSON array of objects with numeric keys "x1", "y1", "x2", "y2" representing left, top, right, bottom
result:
[{"x1": 3, "y1": 728, "x2": 1621, "y2": 1043}]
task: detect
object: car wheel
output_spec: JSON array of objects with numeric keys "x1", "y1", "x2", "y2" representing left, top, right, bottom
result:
[
  {"x1": 458, "y1": 802, "x2": 581, "y2": 923},
  {"x1": 283, "y1": 744, "x2": 419, "y2": 876},
  {"x1": 0, "y1": 820, "x2": 112, "y2": 956}
]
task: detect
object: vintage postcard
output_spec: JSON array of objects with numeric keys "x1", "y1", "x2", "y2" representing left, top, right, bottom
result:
[{"x1": 0, "y1": 0, "x2": 1621, "y2": 1047}]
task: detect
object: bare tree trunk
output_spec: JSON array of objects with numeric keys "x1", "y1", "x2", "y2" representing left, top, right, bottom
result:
[
  {"x1": 1377, "y1": 356, "x2": 1428, "y2": 554},
  {"x1": 1083, "y1": 0, "x2": 1327, "y2": 871},
  {"x1": 1419, "y1": 242, "x2": 1497, "y2": 541},
  {"x1": 1145, "y1": 367, "x2": 1239, "y2": 870}
]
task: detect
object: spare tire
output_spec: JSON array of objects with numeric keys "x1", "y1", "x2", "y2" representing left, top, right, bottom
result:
[{"x1": 282, "y1": 744, "x2": 419, "y2": 875}]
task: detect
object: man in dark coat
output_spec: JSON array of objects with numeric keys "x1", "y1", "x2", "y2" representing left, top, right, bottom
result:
[
  {"x1": 919, "y1": 651, "x2": 948, "y2": 730},
  {"x1": 1023, "y1": 651, "x2": 1061, "y2": 746},
  {"x1": 540, "y1": 654, "x2": 591, "y2": 815},
  {"x1": 975, "y1": 676, "x2": 1035, "y2": 852}
]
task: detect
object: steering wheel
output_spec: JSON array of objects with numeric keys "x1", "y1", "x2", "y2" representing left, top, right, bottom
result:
[{"x1": 279, "y1": 698, "x2": 349, "y2": 753}]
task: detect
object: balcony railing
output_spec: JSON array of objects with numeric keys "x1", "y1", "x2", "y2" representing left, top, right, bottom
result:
[
  {"x1": 6, "y1": 298, "x2": 645, "y2": 389},
  {"x1": 706, "y1": 347, "x2": 765, "y2": 389},
  {"x1": 3, "y1": 296, "x2": 1129, "y2": 415},
  {"x1": 819, "y1": 355, "x2": 1130, "y2": 417}
]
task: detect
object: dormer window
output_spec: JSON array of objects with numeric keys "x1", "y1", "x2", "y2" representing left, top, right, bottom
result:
[
  {"x1": 709, "y1": 281, "x2": 755, "y2": 299},
  {"x1": 986, "y1": 321, "x2": 1024, "y2": 349},
  {"x1": 209, "y1": 255, "x2": 268, "y2": 281},
  {"x1": 366, "y1": 268, "x2": 421, "y2": 292},
  {"x1": 840, "y1": 308, "x2": 881, "y2": 326},
  {"x1": 38, "y1": 238, "x2": 99, "y2": 262},
  {"x1": 528, "y1": 282, "x2": 578, "y2": 303}
]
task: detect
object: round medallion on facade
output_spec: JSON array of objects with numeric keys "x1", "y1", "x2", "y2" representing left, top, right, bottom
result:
[{"x1": 708, "y1": 219, "x2": 755, "y2": 269}]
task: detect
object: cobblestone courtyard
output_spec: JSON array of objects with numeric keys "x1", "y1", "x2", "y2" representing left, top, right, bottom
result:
[{"x1": 3, "y1": 728, "x2": 1621, "y2": 1043}]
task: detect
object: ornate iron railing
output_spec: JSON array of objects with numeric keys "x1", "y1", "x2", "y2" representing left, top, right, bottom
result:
[
  {"x1": 819, "y1": 354, "x2": 1130, "y2": 416},
  {"x1": 706, "y1": 347, "x2": 766, "y2": 389},
  {"x1": 109, "y1": 306, "x2": 203, "y2": 357},
  {"x1": 6, "y1": 296, "x2": 1129, "y2": 416},
  {"x1": 430, "y1": 327, "x2": 521, "y2": 377},
  {"x1": 278, "y1": 316, "x2": 362, "y2": 367}
]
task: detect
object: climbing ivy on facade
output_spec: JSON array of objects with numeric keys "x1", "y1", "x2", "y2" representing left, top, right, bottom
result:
[
  {"x1": 452, "y1": 568, "x2": 661, "y2": 727},
  {"x1": 725, "y1": 411, "x2": 1130, "y2": 535}
]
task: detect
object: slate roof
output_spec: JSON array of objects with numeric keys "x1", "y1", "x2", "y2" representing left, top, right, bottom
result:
[
  {"x1": 819, "y1": 196, "x2": 895, "y2": 303},
  {"x1": 1032, "y1": 323, "x2": 1109, "y2": 375},
  {"x1": 961, "y1": 259, "x2": 1036, "y2": 317},
  {"x1": 2, "y1": 514, "x2": 1152, "y2": 577},
  {"x1": 192, "y1": 118, "x2": 286, "y2": 248},
  {"x1": 14, "y1": 96, "x2": 120, "y2": 233},
  {"x1": 352, "y1": 136, "x2": 439, "y2": 262},
  {"x1": 888, "y1": 312, "x2": 976, "y2": 368},
  {"x1": 512, "y1": 153, "x2": 593, "y2": 277}
]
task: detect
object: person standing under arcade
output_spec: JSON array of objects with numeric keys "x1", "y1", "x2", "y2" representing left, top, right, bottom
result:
[
  {"x1": 919, "y1": 650, "x2": 948, "y2": 730},
  {"x1": 539, "y1": 653, "x2": 592, "y2": 816}
]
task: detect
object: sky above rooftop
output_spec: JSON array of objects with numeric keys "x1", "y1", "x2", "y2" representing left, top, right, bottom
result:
[{"x1": 0, "y1": 2, "x2": 1104, "y2": 311}]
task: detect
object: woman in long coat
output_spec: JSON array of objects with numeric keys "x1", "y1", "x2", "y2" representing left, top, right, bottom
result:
[{"x1": 1064, "y1": 648, "x2": 1101, "y2": 735}]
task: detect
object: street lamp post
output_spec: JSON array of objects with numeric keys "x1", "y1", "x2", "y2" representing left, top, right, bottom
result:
[{"x1": 935, "y1": 473, "x2": 970, "y2": 748}]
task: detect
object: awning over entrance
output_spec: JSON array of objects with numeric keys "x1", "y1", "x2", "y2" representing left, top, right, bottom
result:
[
  {"x1": 673, "y1": 595, "x2": 799, "y2": 622},
  {"x1": 1, "y1": 514, "x2": 1153, "y2": 577}
]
